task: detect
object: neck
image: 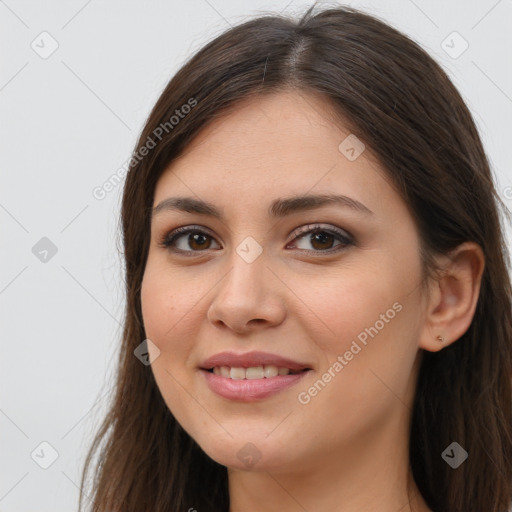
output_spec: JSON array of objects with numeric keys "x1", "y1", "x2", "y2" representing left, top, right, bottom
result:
[{"x1": 228, "y1": 460, "x2": 429, "y2": 512}]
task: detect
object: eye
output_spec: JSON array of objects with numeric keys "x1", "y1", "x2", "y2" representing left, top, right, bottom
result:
[
  {"x1": 158, "y1": 223, "x2": 354, "y2": 256},
  {"x1": 286, "y1": 224, "x2": 353, "y2": 254},
  {"x1": 158, "y1": 225, "x2": 220, "y2": 255}
]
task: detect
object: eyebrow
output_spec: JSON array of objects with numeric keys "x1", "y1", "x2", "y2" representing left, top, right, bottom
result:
[{"x1": 152, "y1": 193, "x2": 374, "y2": 221}]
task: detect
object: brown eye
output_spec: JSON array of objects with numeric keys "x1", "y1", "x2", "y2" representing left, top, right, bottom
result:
[
  {"x1": 187, "y1": 232, "x2": 213, "y2": 250},
  {"x1": 159, "y1": 223, "x2": 353, "y2": 256},
  {"x1": 309, "y1": 231, "x2": 336, "y2": 250},
  {"x1": 287, "y1": 224, "x2": 353, "y2": 254},
  {"x1": 159, "y1": 226, "x2": 220, "y2": 255}
]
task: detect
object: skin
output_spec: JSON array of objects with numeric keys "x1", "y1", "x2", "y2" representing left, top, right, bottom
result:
[{"x1": 140, "y1": 89, "x2": 485, "y2": 512}]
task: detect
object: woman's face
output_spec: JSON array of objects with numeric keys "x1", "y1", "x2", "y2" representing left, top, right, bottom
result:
[{"x1": 141, "y1": 90, "x2": 428, "y2": 472}]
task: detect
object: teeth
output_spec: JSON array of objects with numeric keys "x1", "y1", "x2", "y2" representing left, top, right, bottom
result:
[
  {"x1": 246, "y1": 366, "x2": 264, "y2": 379},
  {"x1": 211, "y1": 365, "x2": 297, "y2": 379},
  {"x1": 230, "y1": 367, "x2": 246, "y2": 380},
  {"x1": 264, "y1": 364, "x2": 279, "y2": 378}
]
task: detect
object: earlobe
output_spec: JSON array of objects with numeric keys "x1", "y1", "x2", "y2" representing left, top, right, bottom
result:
[
  {"x1": 436, "y1": 334, "x2": 446, "y2": 344},
  {"x1": 419, "y1": 242, "x2": 485, "y2": 353}
]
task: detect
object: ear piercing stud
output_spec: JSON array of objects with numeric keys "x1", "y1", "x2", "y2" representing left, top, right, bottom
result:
[{"x1": 436, "y1": 334, "x2": 445, "y2": 343}]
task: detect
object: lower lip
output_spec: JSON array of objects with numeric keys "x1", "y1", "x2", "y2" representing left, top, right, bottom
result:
[{"x1": 201, "y1": 369, "x2": 310, "y2": 402}]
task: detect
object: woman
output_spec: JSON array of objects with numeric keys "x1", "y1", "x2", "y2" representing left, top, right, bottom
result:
[{"x1": 79, "y1": 5, "x2": 512, "y2": 512}]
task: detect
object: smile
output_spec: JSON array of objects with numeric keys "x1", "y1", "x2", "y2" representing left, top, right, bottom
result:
[
  {"x1": 209, "y1": 365, "x2": 304, "y2": 379},
  {"x1": 201, "y1": 367, "x2": 311, "y2": 402},
  {"x1": 199, "y1": 350, "x2": 312, "y2": 401}
]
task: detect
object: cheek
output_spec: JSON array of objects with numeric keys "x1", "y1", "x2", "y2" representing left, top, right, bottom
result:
[
  {"x1": 294, "y1": 264, "x2": 400, "y2": 349},
  {"x1": 140, "y1": 271, "x2": 195, "y2": 431},
  {"x1": 294, "y1": 302, "x2": 419, "y2": 449},
  {"x1": 141, "y1": 272, "x2": 171, "y2": 342},
  {"x1": 140, "y1": 268, "x2": 194, "y2": 397},
  {"x1": 140, "y1": 264, "x2": 199, "y2": 344},
  {"x1": 140, "y1": 264, "x2": 206, "y2": 406},
  {"x1": 293, "y1": 263, "x2": 419, "y2": 397}
]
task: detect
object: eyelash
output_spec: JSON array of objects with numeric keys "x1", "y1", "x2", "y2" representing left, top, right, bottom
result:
[{"x1": 157, "y1": 223, "x2": 354, "y2": 257}]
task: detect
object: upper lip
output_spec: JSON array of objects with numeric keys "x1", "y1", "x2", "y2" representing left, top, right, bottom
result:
[{"x1": 200, "y1": 351, "x2": 311, "y2": 372}]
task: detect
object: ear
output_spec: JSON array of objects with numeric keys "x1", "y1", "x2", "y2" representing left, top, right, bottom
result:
[{"x1": 419, "y1": 242, "x2": 485, "y2": 352}]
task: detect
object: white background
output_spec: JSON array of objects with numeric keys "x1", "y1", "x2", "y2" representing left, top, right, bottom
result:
[{"x1": 1, "y1": 1, "x2": 511, "y2": 510}]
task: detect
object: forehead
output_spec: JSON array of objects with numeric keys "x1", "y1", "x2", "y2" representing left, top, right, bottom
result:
[{"x1": 153, "y1": 90, "x2": 394, "y2": 217}]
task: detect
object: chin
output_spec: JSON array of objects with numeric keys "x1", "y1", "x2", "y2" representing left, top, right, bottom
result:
[{"x1": 192, "y1": 429, "x2": 297, "y2": 471}]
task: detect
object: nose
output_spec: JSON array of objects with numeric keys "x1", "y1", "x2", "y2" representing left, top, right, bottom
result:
[{"x1": 206, "y1": 250, "x2": 287, "y2": 335}]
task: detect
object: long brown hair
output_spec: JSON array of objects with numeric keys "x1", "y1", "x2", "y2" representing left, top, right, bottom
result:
[{"x1": 79, "y1": 5, "x2": 512, "y2": 511}]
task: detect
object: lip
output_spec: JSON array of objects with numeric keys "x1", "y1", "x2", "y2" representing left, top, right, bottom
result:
[
  {"x1": 200, "y1": 351, "x2": 311, "y2": 372},
  {"x1": 201, "y1": 369, "x2": 311, "y2": 402},
  {"x1": 199, "y1": 351, "x2": 312, "y2": 402}
]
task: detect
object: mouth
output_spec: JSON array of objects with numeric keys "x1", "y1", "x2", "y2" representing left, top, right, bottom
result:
[
  {"x1": 199, "y1": 351, "x2": 313, "y2": 401},
  {"x1": 205, "y1": 365, "x2": 310, "y2": 379},
  {"x1": 199, "y1": 350, "x2": 312, "y2": 374}
]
